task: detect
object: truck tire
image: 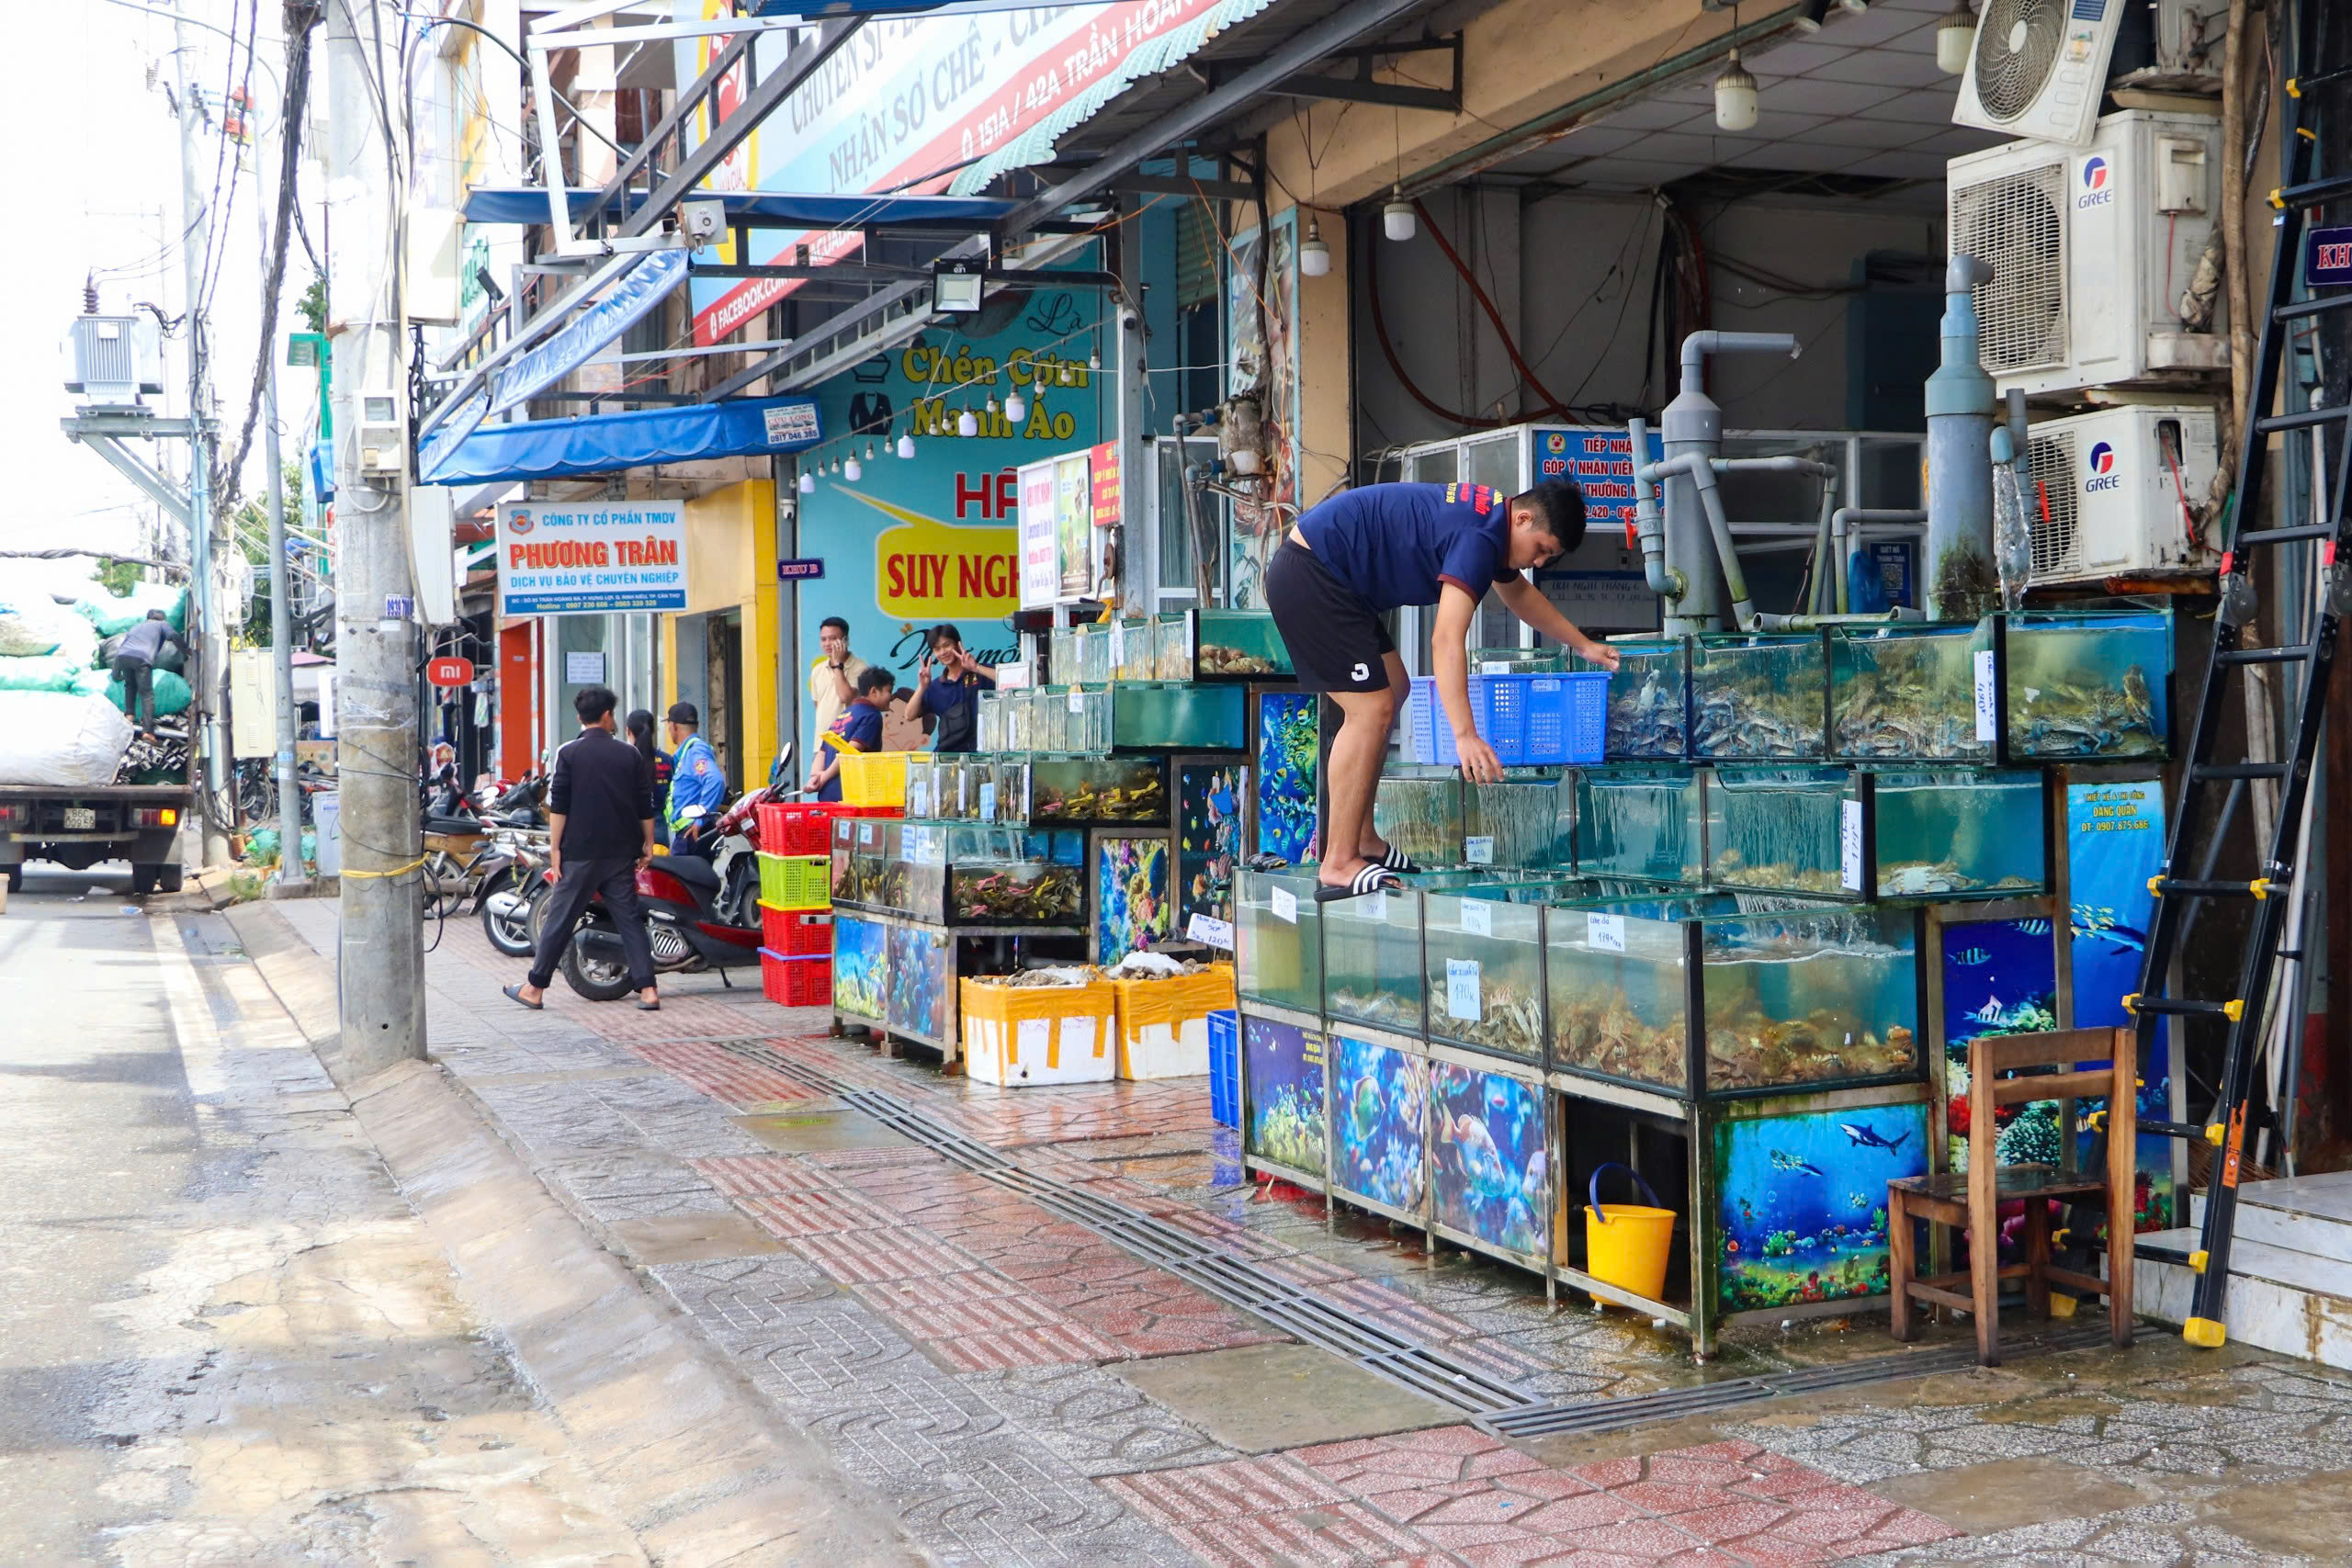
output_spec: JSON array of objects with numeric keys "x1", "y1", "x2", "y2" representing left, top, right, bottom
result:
[
  {"x1": 156, "y1": 863, "x2": 184, "y2": 893},
  {"x1": 130, "y1": 864, "x2": 160, "y2": 896},
  {"x1": 5, "y1": 865, "x2": 19, "y2": 894}
]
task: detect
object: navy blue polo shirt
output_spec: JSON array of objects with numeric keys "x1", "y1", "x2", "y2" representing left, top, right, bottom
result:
[{"x1": 1295, "y1": 482, "x2": 1516, "y2": 611}]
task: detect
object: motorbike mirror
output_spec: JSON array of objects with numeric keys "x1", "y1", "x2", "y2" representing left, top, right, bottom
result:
[{"x1": 770, "y1": 741, "x2": 795, "y2": 787}]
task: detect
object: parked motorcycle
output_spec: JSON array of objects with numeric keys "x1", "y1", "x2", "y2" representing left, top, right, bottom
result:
[
  {"x1": 559, "y1": 808, "x2": 763, "y2": 1000},
  {"x1": 476, "y1": 830, "x2": 548, "y2": 957}
]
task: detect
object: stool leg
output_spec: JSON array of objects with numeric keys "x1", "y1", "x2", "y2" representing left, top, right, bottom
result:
[
  {"x1": 2024, "y1": 1197, "x2": 2052, "y2": 1319},
  {"x1": 1888, "y1": 1190, "x2": 1917, "y2": 1341},
  {"x1": 1968, "y1": 1193, "x2": 2001, "y2": 1367}
]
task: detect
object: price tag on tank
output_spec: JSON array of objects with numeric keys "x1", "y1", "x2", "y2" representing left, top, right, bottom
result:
[
  {"x1": 1461, "y1": 899, "x2": 1492, "y2": 937},
  {"x1": 909, "y1": 780, "x2": 930, "y2": 817},
  {"x1": 1068, "y1": 690, "x2": 1085, "y2": 713},
  {"x1": 1973, "y1": 649, "x2": 1997, "y2": 742},
  {"x1": 1446, "y1": 958, "x2": 1482, "y2": 1021},
  {"x1": 978, "y1": 782, "x2": 997, "y2": 820},
  {"x1": 1587, "y1": 912, "x2": 1626, "y2": 952},
  {"x1": 1840, "y1": 798, "x2": 1864, "y2": 892},
  {"x1": 1365, "y1": 889, "x2": 1387, "y2": 921},
  {"x1": 1271, "y1": 886, "x2": 1297, "y2": 923},
  {"x1": 1186, "y1": 913, "x2": 1235, "y2": 950},
  {"x1": 1111, "y1": 621, "x2": 1126, "y2": 668},
  {"x1": 1464, "y1": 835, "x2": 1494, "y2": 865}
]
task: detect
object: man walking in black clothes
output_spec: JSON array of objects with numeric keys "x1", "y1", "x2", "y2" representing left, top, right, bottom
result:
[{"x1": 504, "y1": 685, "x2": 662, "y2": 1011}]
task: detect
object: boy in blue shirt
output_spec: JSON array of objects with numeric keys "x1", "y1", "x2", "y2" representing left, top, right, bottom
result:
[
  {"x1": 808, "y1": 665, "x2": 895, "y2": 803},
  {"x1": 1263, "y1": 479, "x2": 1617, "y2": 900}
]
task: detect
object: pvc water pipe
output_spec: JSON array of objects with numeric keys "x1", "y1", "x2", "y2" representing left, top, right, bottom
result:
[
  {"x1": 1924, "y1": 254, "x2": 1996, "y2": 619},
  {"x1": 1625, "y1": 417, "x2": 1686, "y2": 604},
  {"x1": 1637, "y1": 451, "x2": 1757, "y2": 631},
  {"x1": 1648, "y1": 332, "x2": 1799, "y2": 634}
]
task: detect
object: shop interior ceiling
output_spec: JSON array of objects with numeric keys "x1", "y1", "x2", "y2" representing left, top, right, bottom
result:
[{"x1": 1485, "y1": 0, "x2": 2005, "y2": 201}]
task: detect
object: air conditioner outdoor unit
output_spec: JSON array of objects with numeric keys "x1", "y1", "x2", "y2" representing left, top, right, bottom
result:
[
  {"x1": 1954, "y1": 0, "x2": 2127, "y2": 148},
  {"x1": 64, "y1": 314, "x2": 164, "y2": 404},
  {"x1": 2022, "y1": 403, "x2": 2218, "y2": 586},
  {"x1": 1948, "y1": 109, "x2": 2224, "y2": 399}
]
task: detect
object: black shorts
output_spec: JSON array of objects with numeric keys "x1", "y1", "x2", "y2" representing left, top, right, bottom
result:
[{"x1": 1263, "y1": 539, "x2": 1394, "y2": 694}]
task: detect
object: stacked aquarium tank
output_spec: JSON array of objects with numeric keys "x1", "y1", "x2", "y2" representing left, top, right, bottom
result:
[
  {"x1": 1374, "y1": 772, "x2": 1464, "y2": 868},
  {"x1": 1869, "y1": 768, "x2": 2047, "y2": 898},
  {"x1": 1575, "y1": 638, "x2": 1689, "y2": 761},
  {"x1": 1195, "y1": 609, "x2": 1294, "y2": 679},
  {"x1": 1048, "y1": 626, "x2": 1079, "y2": 685},
  {"x1": 978, "y1": 756, "x2": 1024, "y2": 823},
  {"x1": 2003, "y1": 608, "x2": 2170, "y2": 760},
  {"x1": 1829, "y1": 621, "x2": 1997, "y2": 761},
  {"x1": 1545, "y1": 899, "x2": 1922, "y2": 1098},
  {"x1": 1321, "y1": 886, "x2": 1424, "y2": 1035},
  {"x1": 1706, "y1": 766, "x2": 1860, "y2": 899},
  {"x1": 1076, "y1": 623, "x2": 1114, "y2": 684},
  {"x1": 1573, "y1": 766, "x2": 1703, "y2": 884},
  {"x1": 1423, "y1": 882, "x2": 1571, "y2": 1066},
  {"x1": 1153, "y1": 611, "x2": 1195, "y2": 682},
  {"x1": 1237, "y1": 868, "x2": 1322, "y2": 1015},
  {"x1": 1690, "y1": 632, "x2": 1826, "y2": 760},
  {"x1": 1477, "y1": 646, "x2": 1567, "y2": 673},
  {"x1": 1464, "y1": 777, "x2": 1573, "y2": 870},
  {"x1": 1026, "y1": 755, "x2": 1166, "y2": 822},
  {"x1": 1115, "y1": 617, "x2": 1155, "y2": 681},
  {"x1": 1111, "y1": 683, "x2": 1247, "y2": 750},
  {"x1": 947, "y1": 852, "x2": 1082, "y2": 926},
  {"x1": 977, "y1": 692, "x2": 1007, "y2": 752}
]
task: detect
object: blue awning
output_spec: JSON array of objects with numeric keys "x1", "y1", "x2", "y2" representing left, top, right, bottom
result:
[
  {"x1": 459, "y1": 187, "x2": 1017, "y2": 229},
  {"x1": 418, "y1": 396, "x2": 822, "y2": 487}
]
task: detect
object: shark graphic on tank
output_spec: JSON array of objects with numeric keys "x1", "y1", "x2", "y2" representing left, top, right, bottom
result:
[
  {"x1": 2078, "y1": 154, "x2": 2114, "y2": 209},
  {"x1": 2086, "y1": 441, "x2": 2120, "y2": 493}
]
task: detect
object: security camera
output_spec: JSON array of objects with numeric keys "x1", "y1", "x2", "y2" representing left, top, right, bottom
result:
[{"x1": 1118, "y1": 306, "x2": 1141, "y2": 333}]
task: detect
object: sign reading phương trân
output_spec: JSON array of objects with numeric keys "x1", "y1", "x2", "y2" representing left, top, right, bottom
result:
[{"x1": 497, "y1": 500, "x2": 687, "y2": 615}]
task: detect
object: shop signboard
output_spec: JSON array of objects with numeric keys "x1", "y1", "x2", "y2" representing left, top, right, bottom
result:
[{"x1": 495, "y1": 499, "x2": 686, "y2": 615}]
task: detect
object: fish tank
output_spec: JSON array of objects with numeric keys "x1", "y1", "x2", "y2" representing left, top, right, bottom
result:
[
  {"x1": 1115, "y1": 617, "x2": 1155, "y2": 681},
  {"x1": 946, "y1": 856, "x2": 1082, "y2": 925},
  {"x1": 1049, "y1": 626, "x2": 1080, "y2": 686},
  {"x1": 1076, "y1": 623, "x2": 1114, "y2": 685},
  {"x1": 1573, "y1": 765, "x2": 1704, "y2": 884},
  {"x1": 1477, "y1": 646, "x2": 1567, "y2": 673},
  {"x1": 1154, "y1": 612, "x2": 1195, "y2": 682},
  {"x1": 1690, "y1": 632, "x2": 1826, "y2": 760},
  {"x1": 977, "y1": 692, "x2": 1007, "y2": 752},
  {"x1": 1423, "y1": 884, "x2": 1564, "y2": 1065},
  {"x1": 1573, "y1": 638, "x2": 1688, "y2": 761},
  {"x1": 2004, "y1": 609, "x2": 2170, "y2": 760},
  {"x1": 1829, "y1": 621, "x2": 1997, "y2": 761},
  {"x1": 1870, "y1": 769, "x2": 2046, "y2": 898},
  {"x1": 1026, "y1": 755, "x2": 1166, "y2": 822},
  {"x1": 1237, "y1": 869, "x2": 1322, "y2": 1014},
  {"x1": 1195, "y1": 609, "x2": 1294, "y2": 680},
  {"x1": 1321, "y1": 886, "x2": 1423, "y2": 1034},
  {"x1": 1374, "y1": 773, "x2": 1464, "y2": 868},
  {"x1": 1707, "y1": 766, "x2": 1862, "y2": 900},
  {"x1": 1547, "y1": 901, "x2": 1922, "y2": 1098},
  {"x1": 1112, "y1": 682, "x2": 1247, "y2": 750},
  {"x1": 1464, "y1": 777, "x2": 1572, "y2": 870},
  {"x1": 830, "y1": 816, "x2": 867, "y2": 905},
  {"x1": 978, "y1": 756, "x2": 1025, "y2": 823}
]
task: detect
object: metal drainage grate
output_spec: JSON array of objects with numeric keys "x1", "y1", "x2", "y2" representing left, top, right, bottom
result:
[{"x1": 1476, "y1": 1325, "x2": 2120, "y2": 1440}]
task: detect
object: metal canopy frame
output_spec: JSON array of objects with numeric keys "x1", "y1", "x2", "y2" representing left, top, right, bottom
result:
[{"x1": 1207, "y1": 36, "x2": 1463, "y2": 113}]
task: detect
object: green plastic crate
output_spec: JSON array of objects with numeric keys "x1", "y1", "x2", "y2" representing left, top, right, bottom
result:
[{"x1": 756, "y1": 852, "x2": 831, "y2": 910}]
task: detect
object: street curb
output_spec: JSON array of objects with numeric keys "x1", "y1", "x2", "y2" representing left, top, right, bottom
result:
[{"x1": 225, "y1": 902, "x2": 927, "y2": 1568}]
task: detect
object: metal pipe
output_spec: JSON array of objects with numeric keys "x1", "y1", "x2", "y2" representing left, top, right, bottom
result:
[
  {"x1": 1625, "y1": 417, "x2": 1685, "y2": 604},
  {"x1": 1753, "y1": 609, "x2": 1914, "y2": 631},
  {"x1": 1810, "y1": 478, "x2": 1839, "y2": 615}
]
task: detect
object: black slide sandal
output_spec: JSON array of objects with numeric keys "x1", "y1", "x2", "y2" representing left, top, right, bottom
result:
[
  {"x1": 502, "y1": 984, "x2": 543, "y2": 1011},
  {"x1": 1315, "y1": 864, "x2": 1403, "y2": 902},
  {"x1": 1378, "y1": 843, "x2": 1423, "y2": 874}
]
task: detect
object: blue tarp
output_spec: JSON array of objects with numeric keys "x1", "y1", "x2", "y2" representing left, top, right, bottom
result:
[
  {"x1": 417, "y1": 396, "x2": 822, "y2": 487},
  {"x1": 459, "y1": 187, "x2": 1016, "y2": 230}
]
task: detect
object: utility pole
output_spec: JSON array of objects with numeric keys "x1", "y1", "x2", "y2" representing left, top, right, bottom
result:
[
  {"x1": 325, "y1": 0, "x2": 425, "y2": 1077},
  {"x1": 173, "y1": 0, "x2": 231, "y2": 866},
  {"x1": 257, "y1": 55, "x2": 305, "y2": 895}
]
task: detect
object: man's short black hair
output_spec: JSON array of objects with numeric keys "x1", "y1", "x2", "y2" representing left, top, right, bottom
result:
[
  {"x1": 931, "y1": 623, "x2": 964, "y2": 649},
  {"x1": 1516, "y1": 479, "x2": 1588, "y2": 551},
  {"x1": 820, "y1": 615, "x2": 850, "y2": 636},
  {"x1": 146, "y1": 608, "x2": 169, "y2": 620},
  {"x1": 854, "y1": 664, "x2": 895, "y2": 697},
  {"x1": 574, "y1": 684, "x2": 618, "y2": 724}
]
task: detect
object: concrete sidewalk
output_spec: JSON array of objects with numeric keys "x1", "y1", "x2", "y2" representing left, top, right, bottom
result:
[{"x1": 250, "y1": 898, "x2": 2352, "y2": 1568}]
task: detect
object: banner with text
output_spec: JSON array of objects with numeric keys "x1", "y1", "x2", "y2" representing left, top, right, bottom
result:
[{"x1": 497, "y1": 500, "x2": 686, "y2": 615}]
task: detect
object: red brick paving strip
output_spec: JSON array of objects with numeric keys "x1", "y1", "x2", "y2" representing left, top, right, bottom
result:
[{"x1": 629, "y1": 1040, "x2": 828, "y2": 1108}]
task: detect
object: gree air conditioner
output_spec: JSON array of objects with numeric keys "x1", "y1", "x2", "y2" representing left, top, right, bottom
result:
[
  {"x1": 1954, "y1": 0, "x2": 2127, "y2": 148},
  {"x1": 2022, "y1": 404, "x2": 2218, "y2": 586},
  {"x1": 1948, "y1": 109, "x2": 2223, "y2": 399}
]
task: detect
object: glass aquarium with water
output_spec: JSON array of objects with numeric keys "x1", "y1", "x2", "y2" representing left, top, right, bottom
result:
[
  {"x1": 1076, "y1": 623, "x2": 1113, "y2": 685},
  {"x1": 1691, "y1": 632, "x2": 1826, "y2": 760},
  {"x1": 1237, "y1": 868, "x2": 1322, "y2": 1014},
  {"x1": 1573, "y1": 766, "x2": 1703, "y2": 884},
  {"x1": 1477, "y1": 647, "x2": 1567, "y2": 674},
  {"x1": 946, "y1": 853, "x2": 1083, "y2": 926},
  {"x1": 1423, "y1": 883, "x2": 1564, "y2": 1065},
  {"x1": 1575, "y1": 638, "x2": 1688, "y2": 761},
  {"x1": 1706, "y1": 767, "x2": 1860, "y2": 899},
  {"x1": 1048, "y1": 626, "x2": 1079, "y2": 686},
  {"x1": 1025, "y1": 755, "x2": 1167, "y2": 822},
  {"x1": 1374, "y1": 772, "x2": 1464, "y2": 867},
  {"x1": 1869, "y1": 769, "x2": 2046, "y2": 898},
  {"x1": 977, "y1": 692, "x2": 1007, "y2": 752},
  {"x1": 1547, "y1": 899, "x2": 1921, "y2": 1097},
  {"x1": 1112, "y1": 683, "x2": 1246, "y2": 750},
  {"x1": 1195, "y1": 609, "x2": 1294, "y2": 679},
  {"x1": 1153, "y1": 612, "x2": 1194, "y2": 682},
  {"x1": 2003, "y1": 609, "x2": 2170, "y2": 760},
  {"x1": 1321, "y1": 886, "x2": 1423, "y2": 1035},
  {"x1": 1465, "y1": 777, "x2": 1573, "y2": 871},
  {"x1": 1115, "y1": 617, "x2": 1155, "y2": 682},
  {"x1": 1829, "y1": 621, "x2": 1997, "y2": 761}
]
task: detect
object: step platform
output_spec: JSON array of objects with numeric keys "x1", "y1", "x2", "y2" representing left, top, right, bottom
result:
[{"x1": 2135, "y1": 1169, "x2": 2352, "y2": 1370}]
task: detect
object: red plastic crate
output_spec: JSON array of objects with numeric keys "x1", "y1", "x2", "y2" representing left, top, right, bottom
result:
[
  {"x1": 833, "y1": 805, "x2": 901, "y2": 818},
  {"x1": 759, "y1": 903, "x2": 834, "y2": 955},
  {"x1": 758, "y1": 801, "x2": 841, "y2": 854},
  {"x1": 758, "y1": 949, "x2": 830, "y2": 1007}
]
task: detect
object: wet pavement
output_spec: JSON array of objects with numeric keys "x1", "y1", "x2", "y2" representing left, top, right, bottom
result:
[{"x1": 264, "y1": 899, "x2": 2352, "y2": 1567}]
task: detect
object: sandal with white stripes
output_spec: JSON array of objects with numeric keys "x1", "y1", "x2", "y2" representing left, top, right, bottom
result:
[
  {"x1": 1315, "y1": 863, "x2": 1404, "y2": 902},
  {"x1": 1377, "y1": 843, "x2": 1424, "y2": 874}
]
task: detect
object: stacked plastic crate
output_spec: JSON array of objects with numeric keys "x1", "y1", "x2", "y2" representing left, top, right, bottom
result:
[{"x1": 753, "y1": 801, "x2": 896, "y2": 1007}]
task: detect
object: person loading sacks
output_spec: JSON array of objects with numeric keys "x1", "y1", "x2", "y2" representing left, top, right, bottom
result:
[{"x1": 1261, "y1": 479, "x2": 1619, "y2": 902}]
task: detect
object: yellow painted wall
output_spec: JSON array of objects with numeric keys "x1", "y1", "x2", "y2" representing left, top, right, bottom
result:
[{"x1": 668, "y1": 479, "x2": 779, "y2": 783}]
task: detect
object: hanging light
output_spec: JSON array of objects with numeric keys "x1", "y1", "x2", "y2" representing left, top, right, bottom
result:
[
  {"x1": 843, "y1": 454, "x2": 862, "y2": 480},
  {"x1": 1713, "y1": 47, "x2": 1758, "y2": 132},
  {"x1": 898, "y1": 432, "x2": 917, "y2": 458},
  {"x1": 986, "y1": 393, "x2": 999, "y2": 414},
  {"x1": 957, "y1": 408, "x2": 979, "y2": 437},
  {"x1": 1299, "y1": 216, "x2": 1331, "y2": 276},
  {"x1": 1088, "y1": 349, "x2": 1102, "y2": 371},
  {"x1": 865, "y1": 441, "x2": 876, "y2": 460},
  {"x1": 1935, "y1": 1, "x2": 1977, "y2": 74},
  {"x1": 1383, "y1": 186, "x2": 1416, "y2": 242},
  {"x1": 1004, "y1": 389, "x2": 1026, "y2": 423},
  {"x1": 797, "y1": 469, "x2": 816, "y2": 494}
]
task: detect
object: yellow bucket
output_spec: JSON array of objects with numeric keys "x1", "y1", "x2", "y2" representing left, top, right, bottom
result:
[{"x1": 1584, "y1": 1163, "x2": 1676, "y2": 1302}]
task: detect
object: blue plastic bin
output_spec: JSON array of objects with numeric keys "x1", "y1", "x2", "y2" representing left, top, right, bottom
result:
[
  {"x1": 1206, "y1": 1009, "x2": 1240, "y2": 1128},
  {"x1": 1523, "y1": 671, "x2": 1611, "y2": 763},
  {"x1": 1407, "y1": 671, "x2": 1609, "y2": 765}
]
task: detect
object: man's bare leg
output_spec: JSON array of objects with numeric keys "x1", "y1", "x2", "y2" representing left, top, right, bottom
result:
[
  {"x1": 1319, "y1": 684, "x2": 1397, "y2": 890},
  {"x1": 1357, "y1": 649, "x2": 1413, "y2": 861}
]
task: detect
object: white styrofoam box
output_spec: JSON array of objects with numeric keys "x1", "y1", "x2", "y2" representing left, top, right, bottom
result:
[
  {"x1": 1117, "y1": 1012, "x2": 1211, "y2": 1081},
  {"x1": 965, "y1": 1006, "x2": 1114, "y2": 1087}
]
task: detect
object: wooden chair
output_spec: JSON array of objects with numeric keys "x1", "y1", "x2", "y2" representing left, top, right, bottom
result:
[{"x1": 1887, "y1": 1026, "x2": 2137, "y2": 1365}]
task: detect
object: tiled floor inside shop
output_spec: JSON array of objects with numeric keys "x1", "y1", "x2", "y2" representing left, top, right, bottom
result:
[{"x1": 273, "y1": 903, "x2": 2352, "y2": 1567}]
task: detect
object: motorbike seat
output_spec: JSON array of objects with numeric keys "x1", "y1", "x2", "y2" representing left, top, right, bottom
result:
[
  {"x1": 662, "y1": 853, "x2": 721, "y2": 889},
  {"x1": 424, "y1": 813, "x2": 483, "y2": 836}
]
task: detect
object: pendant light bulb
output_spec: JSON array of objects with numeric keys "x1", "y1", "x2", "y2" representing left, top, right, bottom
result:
[
  {"x1": 1088, "y1": 349, "x2": 1101, "y2": 372},
  {"x1": 797, "y1": 469, "x2": 816, "y2": 494},
  {"x1": 1935, "y1": 2, "x2": 1976, "y2": 75},
  {"x1": 957, "y1": 408, "x2": 979, "y2": 438},
  {"x1": 1004, "y1": 389, "x2": 1026, "y2": 423},
  {"x1": 986, "y1": 394, "x2": 999, "y2": 414},
  {"x1": 865, "y1": 442, "x2": 876, "y2": 460},
  {"x1": 1383, "y1": 186, "x2": 1415, "y2": 243},
  {"x1": 1713, "y1": 48, "x2": 1758, "y2": 132},
  {"x1": 897, "y1": 433, "x2": 916, "y2": 459},
  {"x1": 1299, "y1": 216, "x2": 1331, "y2": 276},
  {"x1": 843, "y1": 456, "x2": 862, "y2": 481}
]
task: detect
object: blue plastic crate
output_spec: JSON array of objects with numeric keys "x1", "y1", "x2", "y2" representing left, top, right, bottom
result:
[
  {"x1": 1521, "y1": 671, "x2": 1611, "y2": 763},
  {"x1": 1206, "y1": 1009, "x2": 1240, "y2": 1128},
  {"x1": 1404, "y1": 677, "x2": 1459, "y2": 766},
  {"x1": 1478, "y1": 676, "x2": 1529, "y2": 764}
]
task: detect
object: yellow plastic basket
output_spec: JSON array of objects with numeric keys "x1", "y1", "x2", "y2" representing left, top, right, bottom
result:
[{"x1": 838, "y1": 750, "x2": 910, "y2": 807}]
